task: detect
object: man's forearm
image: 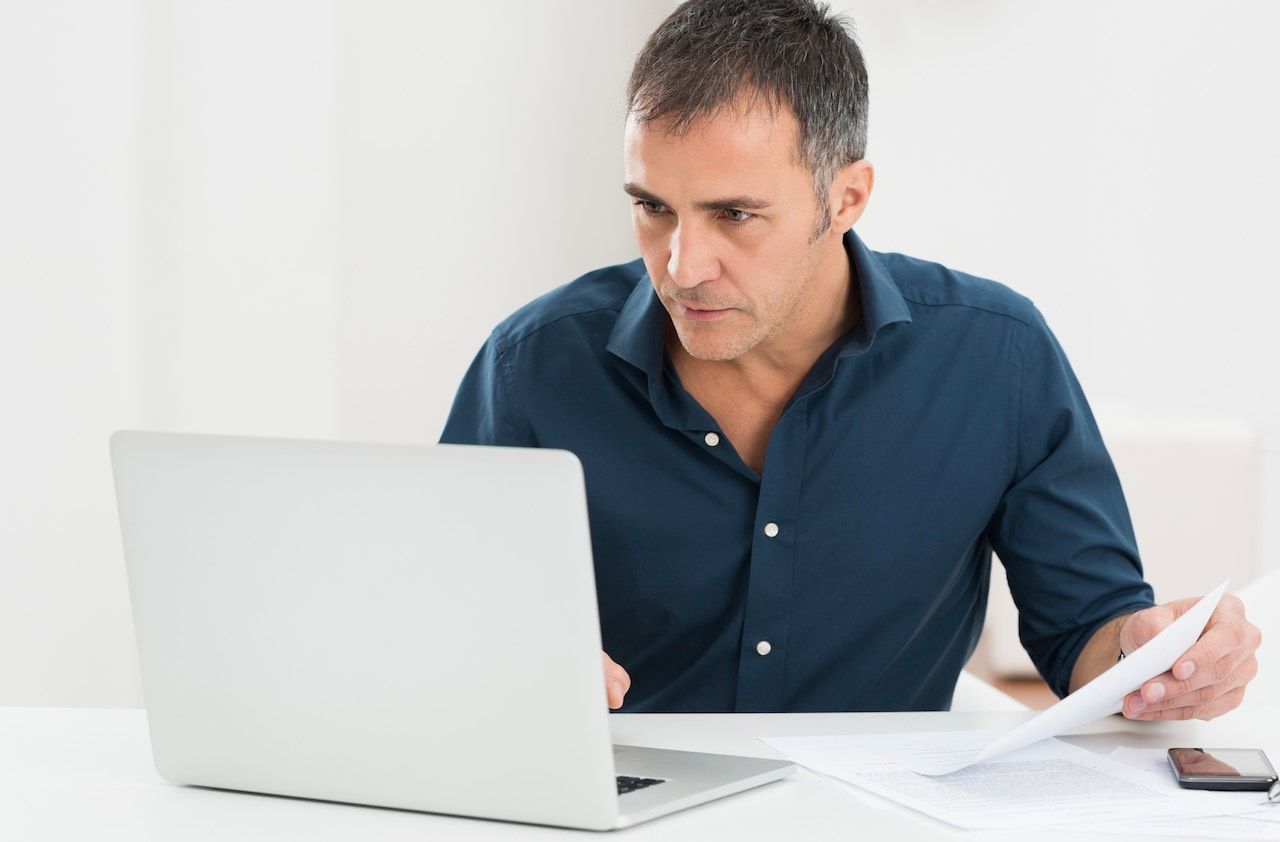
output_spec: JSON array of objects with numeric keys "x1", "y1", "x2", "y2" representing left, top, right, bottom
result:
[{"x1": 1067, "y1": 613, "x2": 1132, "y2": 694}]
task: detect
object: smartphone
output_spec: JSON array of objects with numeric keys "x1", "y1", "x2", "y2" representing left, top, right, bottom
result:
[{"x1": 1167, "y1": 747, "x2": 1278, "y2": 791}]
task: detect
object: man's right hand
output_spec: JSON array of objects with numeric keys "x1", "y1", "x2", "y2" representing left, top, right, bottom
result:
[{"x1": 602, "y1": 651, "x2": 631, "y2": 709}]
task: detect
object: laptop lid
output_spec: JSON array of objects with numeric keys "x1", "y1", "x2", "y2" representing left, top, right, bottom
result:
[{"x1": 110, "y1": 431, "x2": 620, "y2": 829}]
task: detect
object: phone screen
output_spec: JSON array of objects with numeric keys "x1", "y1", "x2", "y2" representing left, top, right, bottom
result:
[{"x1": 1168, "y1": 748, "x2": 1277, "y2": 781}]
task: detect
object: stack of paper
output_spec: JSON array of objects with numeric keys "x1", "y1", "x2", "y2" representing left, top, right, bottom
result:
[
  {"x1": 761, "y1": 732, "x2": 1267, "y2": 831},
  {"x1": 1076, "y1": 748, "x2": 1280, "y2": 840}
]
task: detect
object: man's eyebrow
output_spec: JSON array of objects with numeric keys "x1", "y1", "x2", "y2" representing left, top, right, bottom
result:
[{"x1": 623, "y1": 182, "x2": 772, "y2": 212}]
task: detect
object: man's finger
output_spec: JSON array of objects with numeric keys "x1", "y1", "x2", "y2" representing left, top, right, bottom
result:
[
  {"x1": 1124, "y1": 655, "x2": 1255, "y2": 718},
  {"x1": 1134, "y1": 611, "x2": 1259, "y2": 705},
  {"x1": 1119, "y1": 604, "x2": 1180, "y2": 653},
  {"x1": 1127, "y1": 655, "x2": 1257, "y2": 716},
  {"x1": 1131, "y1": 596, "x2": 1249, "y2": 701},
  {"x1": 1127, "y1": 684, "x2": 1246, "y2": 722},
  {"x1": 601, "y1": 651, "x2": 631, "y2": 709}
]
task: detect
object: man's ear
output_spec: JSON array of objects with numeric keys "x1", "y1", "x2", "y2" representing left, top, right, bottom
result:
[{"x1": 828, "y1": 159, "x2": 874, "y2": 232}]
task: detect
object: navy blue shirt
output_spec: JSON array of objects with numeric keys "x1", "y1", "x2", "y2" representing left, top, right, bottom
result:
[{"x1": 440, "y1": 228, "x2": 1155, "y2": 712}]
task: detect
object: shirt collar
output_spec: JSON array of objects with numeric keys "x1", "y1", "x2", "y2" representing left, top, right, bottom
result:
[
  {"x1": 839, "y1": 226, "x2": 913, "y2": 354},
  {"x1": 606, "y1": 227, "x2": 912, "y2": 377}
]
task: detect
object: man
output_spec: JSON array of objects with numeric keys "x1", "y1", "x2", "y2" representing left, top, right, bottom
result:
[{"x1": 441, "y1": 0, "x2": 1260, "y2": 718}]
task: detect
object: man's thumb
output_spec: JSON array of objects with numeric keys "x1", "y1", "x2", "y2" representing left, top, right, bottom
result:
[{"x1": 1120, "y1": 604, "x2": 1178, "y2": 654}]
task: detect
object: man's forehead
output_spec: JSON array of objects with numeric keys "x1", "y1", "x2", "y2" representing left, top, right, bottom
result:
[{"x1": 623, "y1": 100, "x2": 805, "y2": 195}]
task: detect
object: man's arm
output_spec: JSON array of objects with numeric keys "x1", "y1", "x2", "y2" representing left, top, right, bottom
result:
[
  {"x1": 988, "y1": 311, "x2": 1260, "y2": 719},
  {"x1": 1067, "y1": 612, "x2": 1131, "y2": 693},
  {"x1": 986, "y1": 310, "x2": 1156, "y2": 699}
]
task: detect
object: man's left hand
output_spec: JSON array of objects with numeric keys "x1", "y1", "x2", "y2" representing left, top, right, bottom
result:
[{"x1": 1119, "y1": 593, "x2": 1261, "y2": 721}]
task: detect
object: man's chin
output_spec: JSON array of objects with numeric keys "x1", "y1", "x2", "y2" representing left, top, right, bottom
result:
[{"x1": 673, "y1": 326, "x2": 758, "y2": 362}]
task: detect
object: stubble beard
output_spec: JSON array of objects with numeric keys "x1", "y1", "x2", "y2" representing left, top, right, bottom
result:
[
  {"x1": 669, "y1": 202, "x2": 832, "y2": 362},
  {"x1": 672, "y1": 258, "x2": 823, "y2": 362}
]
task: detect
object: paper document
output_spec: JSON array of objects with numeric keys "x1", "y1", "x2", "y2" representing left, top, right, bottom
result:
[
  {"x1": 762, "y1": 731, "x2": 1261, "y2": 831},
  {"x1": 873, "y1": 580, "x2": 1228, "y2": 775},
  {"x1": 1061, "y1": 747, "x2": 1280, "y2": 840},
  {"x1": 814, "y1": 771, "x2": 898, "y2": 811}
]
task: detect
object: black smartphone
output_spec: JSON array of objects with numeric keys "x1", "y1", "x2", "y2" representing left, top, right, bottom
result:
[{"x1": 1167, "y1": 747, "x2": 1278, "y2": 791}]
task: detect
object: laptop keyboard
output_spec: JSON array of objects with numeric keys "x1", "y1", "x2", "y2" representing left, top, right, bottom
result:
[{"x1": 617, "y1": 775, "x2": 666, "y2": 795}]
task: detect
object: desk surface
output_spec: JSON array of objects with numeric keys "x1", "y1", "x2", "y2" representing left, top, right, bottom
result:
[{"x1": 3, "y1": 705, "x2": 1276, "y2": 841}]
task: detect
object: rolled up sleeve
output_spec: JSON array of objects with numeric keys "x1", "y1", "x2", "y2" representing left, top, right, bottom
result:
[{"x1": 987, "y1": 309, "x2": 1155, "y2": 698}]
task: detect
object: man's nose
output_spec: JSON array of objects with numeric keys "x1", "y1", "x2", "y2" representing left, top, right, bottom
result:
[{"x1": 667, "y1": 223, "x2": 719, "y2": 289}]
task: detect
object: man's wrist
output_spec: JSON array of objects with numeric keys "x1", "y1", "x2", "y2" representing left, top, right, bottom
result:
[
  {"x1": 1113, "y1": 605, "x2": 1151, "y2": 661},
  {"x1": 1069, "y1": 609, "x2": 1142, "y2": 694}
]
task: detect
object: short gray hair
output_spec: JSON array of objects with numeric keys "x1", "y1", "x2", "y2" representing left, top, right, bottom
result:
[{"x1": 626, "y1": 0, "x2": 869, "y2": 235}]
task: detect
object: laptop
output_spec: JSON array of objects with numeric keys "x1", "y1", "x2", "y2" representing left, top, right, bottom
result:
[{"x1": 109, "y1": 431, "x2": 794, "y2": 830}]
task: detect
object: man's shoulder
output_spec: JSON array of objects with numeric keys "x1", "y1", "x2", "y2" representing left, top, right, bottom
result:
[
  {"x1": 488, "y1": 257, "x2": 647, "y2": 353},
  {"x1": 875, "y1": 249, "x2": 1041, "y2": 328}
]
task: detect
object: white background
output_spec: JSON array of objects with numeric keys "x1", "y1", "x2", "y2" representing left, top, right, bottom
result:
[{"x1": 2, "y1": 0, "x2": 1276, "y2": 706}]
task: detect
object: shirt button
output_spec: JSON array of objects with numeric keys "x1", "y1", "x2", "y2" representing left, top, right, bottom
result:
[
  {"x1": 763, "y1": 522, "x2": 780, "y2": 538},
  {"x1": 704, "y1": 432, "x2": 720, "y2": 447},
  {"x1": 756, "y1": 640, "x2": 772, "y2": 656}
]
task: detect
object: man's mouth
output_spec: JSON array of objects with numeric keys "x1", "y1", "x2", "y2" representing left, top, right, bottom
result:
[{"x1": 676, "y1": 303, "x2": 733, "y2": 322}]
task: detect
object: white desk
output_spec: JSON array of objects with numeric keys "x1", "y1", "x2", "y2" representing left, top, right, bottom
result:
[{"x1": 3, "y1": 705, "x2": 1276, "y2": 840}]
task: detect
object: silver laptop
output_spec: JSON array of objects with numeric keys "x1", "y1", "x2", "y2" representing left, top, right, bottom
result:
[{"x1": 109, "y1": 431, "x2": 793, "y2": 830}]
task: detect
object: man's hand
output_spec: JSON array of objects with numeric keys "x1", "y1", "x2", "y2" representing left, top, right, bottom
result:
[
  {"x1": 1119, "y1": 593, "x2": 1261, "y2": 721},
  {"x1": 602, "y1": 651, "x2": 631, "y2": 710}
]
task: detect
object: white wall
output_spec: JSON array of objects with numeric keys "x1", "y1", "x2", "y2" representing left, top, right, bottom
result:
[
  {"x1": 1, "y1": 0, "x2": 150, "y2": 707},
  {"x1": 335, "y1": 1, "x2": 671, "y2": 444},
  {"x1": 2, "y1": 0, "x2": 345, "y2": 707},
  {"x1": 141, "y1": 0, "x2": 342, "y2": 439},
  {"x1": 2, "y1": 0, "x2": 1276, "y2": 706}
]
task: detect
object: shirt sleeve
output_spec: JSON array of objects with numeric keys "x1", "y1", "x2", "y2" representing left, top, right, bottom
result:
[
  {"x1": 986, "y1": 309, "x2": 1155, "y2": 698},
  {"x1": 438, "y1": 333, "x2": 536, "y2": 447}
]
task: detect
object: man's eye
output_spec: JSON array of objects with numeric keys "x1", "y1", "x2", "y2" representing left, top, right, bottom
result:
[
  {"x1": 633, "y1": 200, "x2": 667, "y2": 215},
  {"x1": 723, "y1": 209, "x2": 753, "y2": 223}
]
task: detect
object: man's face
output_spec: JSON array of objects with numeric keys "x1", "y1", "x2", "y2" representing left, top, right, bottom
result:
[{"x1": 623, "y1": 100, "x2": 833, "y2": 362}]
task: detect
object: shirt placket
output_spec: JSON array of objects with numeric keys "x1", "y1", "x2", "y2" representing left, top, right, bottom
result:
[{"x1": 732, "y1": 396, "x2": 807, "y2": 712}]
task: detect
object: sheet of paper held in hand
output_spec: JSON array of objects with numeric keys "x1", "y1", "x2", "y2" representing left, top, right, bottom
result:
[
  {"x1": 865, "y1": 579, "x2": 1229, "y2": 776},
  {"x1": 758, "y1": 581, "x2": 1244, "y2": 831}
]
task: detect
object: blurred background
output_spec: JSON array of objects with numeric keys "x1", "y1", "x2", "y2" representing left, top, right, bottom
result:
[{"x1": 2, "y1": 0, "x2": 1277, "y2": 708}]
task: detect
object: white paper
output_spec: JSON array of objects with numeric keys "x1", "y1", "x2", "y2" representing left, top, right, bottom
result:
[
  {"x1": 874, "y1": 580, "x2": 1229, "y2": 775},
  {"x1": 1068, "y1": 747, "x2": 1280, "y2": 839},
  {"x1": 1071, "y1": 815, "x2": 1280, "y2": 841},
  {"x1": 762, "y1": 731, "x2": 1262, "y2": 831},
  {"x1": 813, "y1": 771, "x2": 898, "y2": 811}
]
